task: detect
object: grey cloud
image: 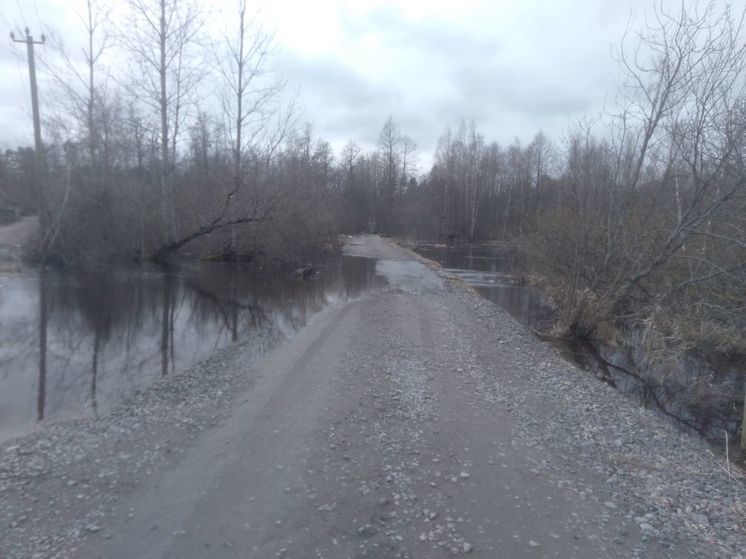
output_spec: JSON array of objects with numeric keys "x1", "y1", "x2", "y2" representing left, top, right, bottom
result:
[
  {"x1": 454, "y1": 63, "x2": 593, "y2": 118},
  {"x1": 277, "y1": 54, "x2": 388, "y2": 106},
  {"x1": 279, "y1": 10, "x2": 508, "y2": 152},
  {"x1": 296, "y1": 2, "x2": 606, "y2": 156},
  {"x1": 340, "y1": 6, "x2": 504, "y2": 60},
  {"x1": 0, "y1": 107, "x2": 32, "y2": 148},
  {"x1": 0, "y1": 0, "x2": 659, "y2": 165},
  {"x1": 276, "y1": 53, "x2": 396, "y2": 143}
]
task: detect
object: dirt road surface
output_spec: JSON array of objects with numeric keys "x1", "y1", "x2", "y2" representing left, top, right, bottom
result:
[{"x1": 1, "y1": 235, "x2": 743, "y2": 558}]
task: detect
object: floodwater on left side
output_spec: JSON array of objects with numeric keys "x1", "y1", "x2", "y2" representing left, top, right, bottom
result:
[{"x1": 0, "y1": 256, "x2": 384, "y2": 444}]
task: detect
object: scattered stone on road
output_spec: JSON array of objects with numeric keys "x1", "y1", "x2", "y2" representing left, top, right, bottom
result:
[{"x1": 0, "y1": 235, "x2": 743, "y2": 559}]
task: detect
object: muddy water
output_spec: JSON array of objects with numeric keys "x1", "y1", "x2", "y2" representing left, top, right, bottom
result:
[
  {"x1": 0, "y1": 257, "x2": 383, "y2": 443},
  {"x1": 414, "y1": 242, "x2": 743, "y2": 444}
]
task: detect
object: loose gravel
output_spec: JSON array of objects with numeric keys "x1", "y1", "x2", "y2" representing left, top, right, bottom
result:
[
  {"x1": 0, "y1": 327, "x2": 279, "y2": 558},
  {"x1": 429, "y1": 272, "x2": 746, "y2": 558},
  {"x1": 1, "y1": 236, "x2": 743, "y2": 559}
]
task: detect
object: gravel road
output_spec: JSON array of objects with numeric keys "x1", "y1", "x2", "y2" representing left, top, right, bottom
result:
[{"x1": 1, "y1": 235, "x2": 743, "y2": 558}]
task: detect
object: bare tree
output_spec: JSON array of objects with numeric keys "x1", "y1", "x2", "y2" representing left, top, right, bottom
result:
[
  {"x1": 217, "y1": 0, "x2": 282, "y2": 252},
  {"x1": 400, "y1": 135, "x2": 418, "y2": 188},
  {"x1": 528, "y1": 131, "x2": 555, "y2": 215},
  {"x1": 377, "y1": 117, "x2": 402, "y2": 232},
  {"x1": 41, "y1": 0, "x2": 111, "y2": 166},
  {"x1": 219, "y1": 1, "x2": 280, "y2": 195},
  {"x1": 610, "y1": 2, "x2": 746, "y2": 311},
  {"x1": 120, "y1": 0, "x2": 205, "y2": 242}
]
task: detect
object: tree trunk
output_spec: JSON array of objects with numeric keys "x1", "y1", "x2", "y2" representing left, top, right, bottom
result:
[
  {"x1": 159, "y1": 0, "x2": 171, "y2": 243},
  {"x1": 149, "y1": 214, "x2": 266, "y2": 262},
  {"x1": 502, "y1": 182, "x2": 512, "y2": 237}
]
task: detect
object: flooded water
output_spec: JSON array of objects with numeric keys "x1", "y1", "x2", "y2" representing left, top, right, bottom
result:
[
  {"x1": 413, "y1": 243, "x2": 552, "y2": 329},
  {"x1": 414, "y1": 241, "x2": 743, "y2": 444},
  {"x1": 0, "y1": 256, "x2": 383, "y2": 443}
]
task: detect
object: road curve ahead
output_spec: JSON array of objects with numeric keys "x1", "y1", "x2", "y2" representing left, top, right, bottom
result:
[{"x1": 11, "y1": 236, "x2": 743, "y2": 559}]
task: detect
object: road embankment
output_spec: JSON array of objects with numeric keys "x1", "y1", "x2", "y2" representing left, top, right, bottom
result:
[{"x1": 0, "y1": 235, "x2": 743, "y2": 559}]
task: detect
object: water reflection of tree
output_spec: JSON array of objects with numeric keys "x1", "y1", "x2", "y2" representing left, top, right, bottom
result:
[
  {"x1": 37, "y1": 268, "x2": 47, "y2": 421},
  {"x1": 43, "y1": 267, "x2": 164, "y2": 416},
  {"x1": 78, "y1": 270, "x2": 115, "y2": 414},
  {"x1": 4, "y1": 255, "x2": 380, "y2": 435},
  {"x1": 161, "y1": 273, "x2": 173, "y2": 377},
  {"x1": 182, "y1": 273, "x2": 268, "y2": 338}
]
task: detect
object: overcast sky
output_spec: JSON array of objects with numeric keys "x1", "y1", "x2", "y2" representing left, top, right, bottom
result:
[{"x1": 1, "y1": 0, "x2": 707, "y2": 169}]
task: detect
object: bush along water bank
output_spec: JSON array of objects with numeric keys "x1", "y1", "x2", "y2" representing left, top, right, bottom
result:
[{"x1": 412, "y1": 240, "x2": 745, "y2": 463}]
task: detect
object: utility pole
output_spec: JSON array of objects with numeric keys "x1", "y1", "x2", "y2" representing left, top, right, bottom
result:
[{"x1": 11, "y1": 28, "x2": 48, "y2": 254}]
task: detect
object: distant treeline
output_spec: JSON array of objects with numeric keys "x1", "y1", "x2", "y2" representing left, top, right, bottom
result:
[{"x1": 2, "y1": 2, "x2": 745, "y2": 398}]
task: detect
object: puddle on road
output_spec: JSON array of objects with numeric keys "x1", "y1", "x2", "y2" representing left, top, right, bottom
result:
[
  {"x1": 375, "y1": 259, "x2": 443, "y2": 293},
  {"x1": 0, "y1": 256, "x2": 385, "y2": 443}
]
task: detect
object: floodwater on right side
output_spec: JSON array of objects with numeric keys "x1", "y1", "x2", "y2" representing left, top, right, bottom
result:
[
  {"x1": 412, "y1": 242, "x2": 553, "y2": 330},
  {"x1": 413, "y1": 241, "x2": 744, "y2": 453}
]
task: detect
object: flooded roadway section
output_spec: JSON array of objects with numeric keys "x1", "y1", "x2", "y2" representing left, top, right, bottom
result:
[
  {"x1": 0, "y1": 256, "x2": 384, "y2": 443},
  {"x1": 413, "y1": 242, "x2": 552, "y2": 329}
]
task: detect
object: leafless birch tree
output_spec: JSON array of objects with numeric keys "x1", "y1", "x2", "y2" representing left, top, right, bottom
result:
[{"x1": 120, "y1": 0, "x2": 204, "y2": 243}]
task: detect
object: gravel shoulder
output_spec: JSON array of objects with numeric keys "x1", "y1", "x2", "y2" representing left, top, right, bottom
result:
[{"x1": 0, "y1": 235, "x2": 743, "y2": 558}]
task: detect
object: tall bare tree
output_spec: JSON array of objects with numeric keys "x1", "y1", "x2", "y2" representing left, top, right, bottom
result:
[
  {"x1": 377, "y1": 117, "x2": 402, "y2": 232},
  {"x1": 120, "y1": 0, "x2": 204, "y2": 242},
  {"x1": 216, "y1": 0, "x2": 282, "y2": 251},
  {"x1": 610, "y1": 1, "x2": 746, "y2": 310},
  {"x1": 220, "y1": 1, "x2": 279, "y2": 194}
]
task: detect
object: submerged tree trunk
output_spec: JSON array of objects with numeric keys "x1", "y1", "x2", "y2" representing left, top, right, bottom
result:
[{"x1": 160, "y1": 273, "x2": 172, "y2": 377}]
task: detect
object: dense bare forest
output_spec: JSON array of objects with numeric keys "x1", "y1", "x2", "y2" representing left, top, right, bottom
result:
[{"x1": 2, "y1": 2, "x2": 745, "y2": 437}]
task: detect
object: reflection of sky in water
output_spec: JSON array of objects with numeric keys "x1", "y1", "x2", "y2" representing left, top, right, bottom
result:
[
  {"x1": 0, "y1": 257, "x2": 383, "y2": 443},
  {"x1": 414, "y1": 244, "x2": 549, "y2": 328}
]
